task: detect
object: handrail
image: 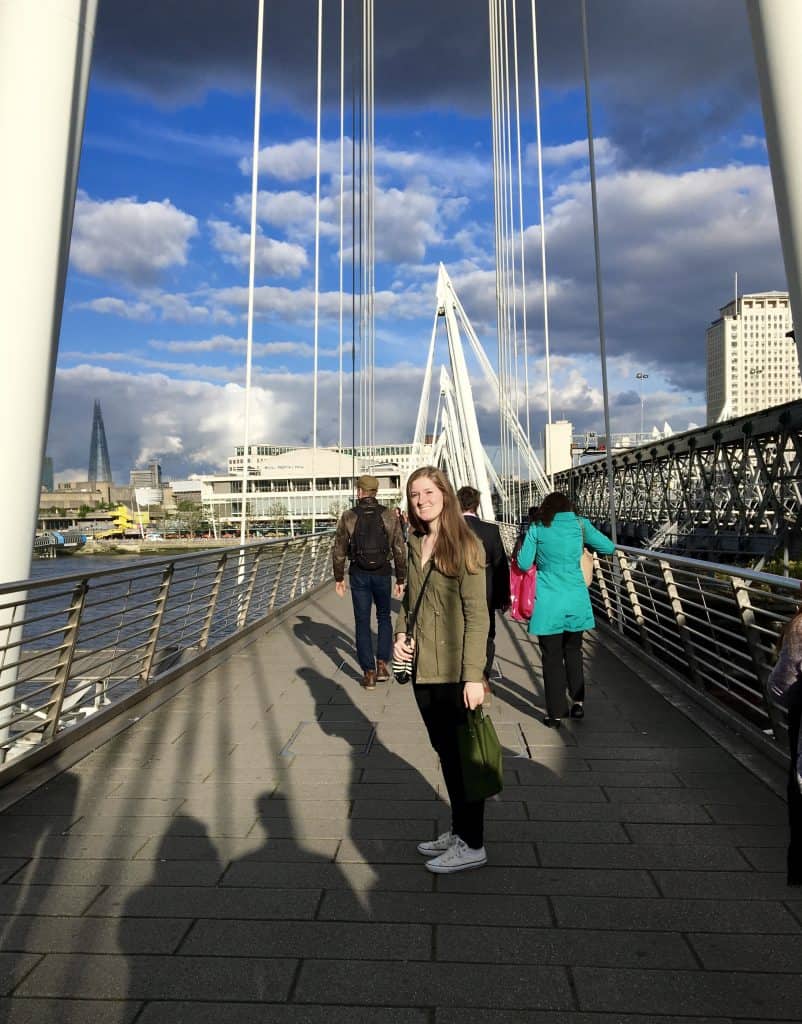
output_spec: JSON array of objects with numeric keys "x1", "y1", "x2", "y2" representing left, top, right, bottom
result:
[
  {"x1": 498, "y1": 524, "x2": 799, "y2": 758},
  {"x1": 0, "y1": 532, "x2": 335, "y2": 777},
  {"x1": 587, "y1": 544, "x2": 799, "y2": 757}
]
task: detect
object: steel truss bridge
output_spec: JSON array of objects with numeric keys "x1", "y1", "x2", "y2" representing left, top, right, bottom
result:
[{"x1": 555, "y1": 400, "x2": 802, "y2": 564}]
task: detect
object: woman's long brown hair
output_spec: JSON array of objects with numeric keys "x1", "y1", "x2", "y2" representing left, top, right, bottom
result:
[{"x1": 406, "y1": 466, "x2": 484, "y2": 576}]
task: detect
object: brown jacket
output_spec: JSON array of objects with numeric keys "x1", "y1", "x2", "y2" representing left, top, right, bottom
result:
[
  {"x1": 395, "y1": 532, "x2": 488, "y2": 684},
  {"x1": 332, "y1": 498, "x2": 407, "y2": 582}
]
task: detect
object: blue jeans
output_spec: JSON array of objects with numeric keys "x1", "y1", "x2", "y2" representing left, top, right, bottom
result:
[{"x1": 350, "y1": 570, "x2": 392, "y2": 671}]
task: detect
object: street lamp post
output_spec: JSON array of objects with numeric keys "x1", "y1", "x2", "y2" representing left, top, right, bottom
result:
[{"x1": 635, "y1": 372, "x2": 649, "y2": 438}]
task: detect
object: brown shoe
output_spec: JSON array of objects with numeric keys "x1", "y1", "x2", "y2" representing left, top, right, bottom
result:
[
  {"x1": 362, "y1": 669, "x2": 377, "y2": 689},
  {"x1": 376, "y1": 660, "x2": 390, "y2": 682}
]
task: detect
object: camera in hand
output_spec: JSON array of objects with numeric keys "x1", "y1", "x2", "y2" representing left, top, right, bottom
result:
[{"x1": 392, "y1": 639, "x2": 415, "y2": 684}]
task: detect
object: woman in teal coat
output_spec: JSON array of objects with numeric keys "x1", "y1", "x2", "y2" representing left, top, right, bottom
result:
[{"x1": 516, "y1": 492, "x2": 615, "y2": 727}]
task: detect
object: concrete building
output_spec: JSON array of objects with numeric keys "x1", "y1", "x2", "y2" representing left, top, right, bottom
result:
[
  {"x1": 545, "y1": 420, "x2": 573, "y2": 477},
  {"x1": 130, "y1": 461, "x2": 163, "y2": 489},
  {"x1": 206, "y1": 444, "x2": 427, "y2": 534},
  {"x1": 706, "y1": 291, "x2": 798, "y2": 423}
]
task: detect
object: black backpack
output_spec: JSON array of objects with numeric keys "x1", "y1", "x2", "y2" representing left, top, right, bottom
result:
[{"x1": 350, "y1": 505, "x2": 390, "y2": 571}]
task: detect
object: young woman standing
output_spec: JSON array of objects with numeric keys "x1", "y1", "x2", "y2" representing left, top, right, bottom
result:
[
  {"x1": 516, "y1": 492, "x2": 615, "y2": 727},
  {"x1": 393, "y1": 467, "x2": 490, "y2": 873}
]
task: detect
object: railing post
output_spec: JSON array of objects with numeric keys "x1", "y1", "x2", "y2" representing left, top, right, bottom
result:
[
  {"x1": 592, "y1": 553, "x2": 615, "y2": 625},
  {"x1": 268, "y1": 543, "x2": 289, "y2": 611},
  {"x1": 139, "y1": 565, "x2": 173, "y2": 686},
  {"x1": 660, "y1": 559, "x2": 702, "y2": 688},
  {"x1": 617, "y1": 550, "x2": 651, "y2": 652},
  {"x1": 237, "y1": 547, "x2": 264, "y2": 629},
  {"x1": 289, "y1": 541, "x2": 307, "y2": 602},
  {"x1": 731, "y1": 575, "x2": 783, "y2": 739},
  {"x1": 199, "y1": 553, "x2": 227, "y2": 650},
  {"x1": 43, "y1": 579, "x2": 88, "y2": 741}
]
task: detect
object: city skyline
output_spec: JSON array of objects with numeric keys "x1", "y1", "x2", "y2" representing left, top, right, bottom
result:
[{"x1": 49, "y1": 1, "x2": 788, "y2": 483}]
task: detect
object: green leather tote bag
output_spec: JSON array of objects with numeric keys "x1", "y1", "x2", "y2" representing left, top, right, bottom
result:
[{"x1": 457, "y1": 707, "x2": 503, "y2": 801}]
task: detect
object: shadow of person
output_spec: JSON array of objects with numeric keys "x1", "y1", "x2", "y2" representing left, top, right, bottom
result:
[
  {"x1": 120, "y1": 815, "x2": 222, "y2": 1005},
  {"x1": 292, "y1": 665, "x2": 445, "y2": 915},
  {"x1": 292, "y1": 613, "x2": 362, "y2": 683},
  {"x1": 0, "y1": 771, "x2": 80, "y2": 1024}
]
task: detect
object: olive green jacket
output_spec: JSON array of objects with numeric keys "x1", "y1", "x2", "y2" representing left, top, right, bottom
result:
[{"x1": 395, "y1": 532, "x2": 489, "y2": 685}]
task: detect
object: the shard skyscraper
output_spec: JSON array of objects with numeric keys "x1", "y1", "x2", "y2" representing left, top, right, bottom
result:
[{"x1": 87, "y1": 399, "x2": 112, "y2": 484}]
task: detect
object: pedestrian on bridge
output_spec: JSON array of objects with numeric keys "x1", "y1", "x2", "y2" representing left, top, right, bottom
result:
[
  {"x1": 768, "y1": 611, "x2": 802, "y2": 886},
  {"x1": 333, "y1": 474, "x2": 407, "y2": 689},
  {"x1": 457, "y1": 485, "x2": 510, "y2": 684},
  {"x1": 516, "y1": 492, "x2": 615, "y2": 727},
  {"x1": 393, "y1": 466, "x2": 490, "y2": 874}
]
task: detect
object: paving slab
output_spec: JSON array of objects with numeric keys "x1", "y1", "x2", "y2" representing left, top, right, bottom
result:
[{"x1": 0, "y1": 583, "x2": 796, "y2": 1020}]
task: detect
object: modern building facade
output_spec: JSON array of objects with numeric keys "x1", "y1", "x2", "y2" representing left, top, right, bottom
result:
[
  {"x1": 706, "y1": 291, "x2": 798, "y2": 423},
  {"x1": 206, "y1": 443, "x2": 430, "y2": 534}
]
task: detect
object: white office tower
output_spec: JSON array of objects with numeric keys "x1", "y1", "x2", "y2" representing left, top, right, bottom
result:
[
  {"x1": 545, "y1": 420, "x2": 573, "y2": 477},
  {"x1": 706, "y1": 291, "x2": 798, "y2": 423}
]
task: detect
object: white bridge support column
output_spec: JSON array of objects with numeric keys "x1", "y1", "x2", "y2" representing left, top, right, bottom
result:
[
  {"x1": 0, "y1": 0, "x2": 98, "y2": 744},
  {"x1": 747, "y1": 0, "x2": 802, "y2": 366}
]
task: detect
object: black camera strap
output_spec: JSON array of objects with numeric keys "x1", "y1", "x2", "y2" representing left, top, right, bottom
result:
[{"x1": 406, "y1": 560, "x2": 435, "y2": 640}]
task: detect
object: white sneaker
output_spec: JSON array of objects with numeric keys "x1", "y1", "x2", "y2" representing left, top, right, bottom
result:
[
  {"x1": 425, "y1": 837, "x2": 487, "y2": 873},
  {"x1": 417, "y1": 831, "x2": 455, "y2": 857}
]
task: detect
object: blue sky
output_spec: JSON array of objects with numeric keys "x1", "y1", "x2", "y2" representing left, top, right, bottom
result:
[{"x1": 50, "y1": 0, "x2": 784, "y2": 483}]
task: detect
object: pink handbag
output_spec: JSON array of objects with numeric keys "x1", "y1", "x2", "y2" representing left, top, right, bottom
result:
[{"x1": 509, "y1": 562, "x2": 536, "y2": 621}]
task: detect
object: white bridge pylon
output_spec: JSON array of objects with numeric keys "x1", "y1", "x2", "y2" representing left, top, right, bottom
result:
[{"x1": 410, "y1": 264, "x2": 550, "y2": 521}]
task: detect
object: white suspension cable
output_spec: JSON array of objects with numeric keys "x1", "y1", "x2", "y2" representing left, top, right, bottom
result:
[
  {"x1": 338, "y1": 0, "x2": 345, "y2": 493},
  {"x1": 311, "y1": 0, "x2": 323, "y2": 530},
  {"x1": 240, "y1": 0, "x2": 265, "y2": 551},
  {"x1": 531, "y1": 0, "x2": 553, "y2": 489},
  {"x1": 511, "y1": 0, "x2": 530, "y2": 513},
  {"x1": 580, "y1": 0, "x2": 617, "y2": 542},
  {"x1": 501, "y1": 0, "x2": 521, "y2": 522}
]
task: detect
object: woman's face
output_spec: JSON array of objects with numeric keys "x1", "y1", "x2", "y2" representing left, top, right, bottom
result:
[{"x1": 409, "y1": 476, "x2": 444, "y2": 528}]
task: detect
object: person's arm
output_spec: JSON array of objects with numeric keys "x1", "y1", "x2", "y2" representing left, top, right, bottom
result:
[
  {"x1": 387, "y1": 510, "x2": 407, "y2": 594},
  {"x1": 460, "y1": 564, "x2": 490, "y2": 707},
  {"x1": 332, "y1": 513, "x2": 351, "y2": 593},
  {"x1": 515, "y1": 524, "x2": 537, "y2": 571},
  {"x1": 580, "y1": 518, "x2": 616, "y2": 555}
]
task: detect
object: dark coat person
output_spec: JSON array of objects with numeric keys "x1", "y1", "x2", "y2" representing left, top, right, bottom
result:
[{"x1": 457, "y1": 486, "x2": 510, "y2": 682}]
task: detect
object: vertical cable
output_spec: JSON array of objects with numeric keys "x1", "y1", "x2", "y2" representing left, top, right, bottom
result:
[
  {"x1": 240, "y1": 0, "x2": 265, "y2": 551},
  {"x1": 531, "y1": 0, "x2": 552, "y2": 490},
  {"x1": 311, "y1": 0, "x2": 324, "y2": 533},
  {"x1": 502, "y1": 0, "x2": 520, "y2": 522},
  {"x1": 512, "y1": 0, "x2": 530, "y2": 511},
  {"x1": 338, "y1": 0, "x2": 345, "y2": 497},
  {"x1": 351, "y1": 13, "x2": 357, "y2": 496},
  {"x1": 580, "y1": 0, "x2": 617, "y2": 542}
]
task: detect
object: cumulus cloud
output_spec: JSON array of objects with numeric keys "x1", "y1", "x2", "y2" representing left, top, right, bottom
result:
[
  {"x1": 74, "y1": 297, "x2": 154, "y2": 320},
  {"x1": 70, "y1": 193, "x2": 198, "y2": 286},
  {"x1": 75, "y1": 289, "x2": 214, "y2": 324},
  {"x1": 208, "y1": 219, "x2": 309, "y2": 277}
]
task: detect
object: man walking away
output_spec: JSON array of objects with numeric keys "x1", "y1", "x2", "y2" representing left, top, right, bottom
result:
[
  {"x1": 457, "y1": 486, "x2": 510, "y2": 683},
  {"x1": 333, "y1": 474, "x2": 407, "y2": 689}
]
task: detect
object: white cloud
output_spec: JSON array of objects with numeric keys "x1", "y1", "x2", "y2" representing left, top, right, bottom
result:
[
  {"x1": 70, "y1": 192, "x2": 198, "y2": 285},
  {"x1": 208, "y1": 219, "x2": 308, "y2": 277},
  {"x1": 75, "y1": 297, "x2": 154, "y2": 320},
  {"x1": 535, "y1": 137, "x2": 617, "y2": 168}
]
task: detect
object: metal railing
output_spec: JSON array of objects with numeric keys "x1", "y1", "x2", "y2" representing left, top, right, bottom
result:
[
  {"x1": 0, "y1": 532, "x2": 334, "y2": 776},
  {"x1": 587, "y1": 545, "x2": 800, "y2": 754}
]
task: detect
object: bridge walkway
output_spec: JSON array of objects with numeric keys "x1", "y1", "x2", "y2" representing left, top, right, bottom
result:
[{"x1": 0, "y1": 585, "x2": 800, "y2": 1022}]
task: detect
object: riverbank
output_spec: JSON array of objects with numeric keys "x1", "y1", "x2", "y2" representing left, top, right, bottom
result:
[{"x1": 78, "y1": 538, "x2": 247, "y2": 557}]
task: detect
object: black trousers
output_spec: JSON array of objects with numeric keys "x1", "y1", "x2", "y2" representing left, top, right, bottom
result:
[
  {"x1": 413, "y1": 682, "x2": 485, "y2": 849},
  {"x1": 537, "y1": 630, "x2": 585, "y2": 719},
  {"x1": 787, "y1": 705, "x2": 802, "y2": 885}
]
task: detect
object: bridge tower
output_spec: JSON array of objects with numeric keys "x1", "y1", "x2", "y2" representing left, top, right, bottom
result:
[{"x1": 87, "y1": 399, "x2": 112, "y2": 485}]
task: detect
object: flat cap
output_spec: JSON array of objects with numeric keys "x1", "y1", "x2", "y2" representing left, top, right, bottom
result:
[{"x1": 356, "y1": 473, "x2": 379, "y2": 492}]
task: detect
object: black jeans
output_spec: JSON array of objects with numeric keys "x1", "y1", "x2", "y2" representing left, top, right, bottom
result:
[
  {"x1": 787, "y1": 705, "x2": 802, "y2": 884},
  {"x1": 484, "y1": 610, "x2": 497, "y2": 680},
  {"x1": 537, "y1": 630, "x2": 585, "y2": 719},
  {"x1": 413, "y1": 682, "x2": 485, "y2": 849}
]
